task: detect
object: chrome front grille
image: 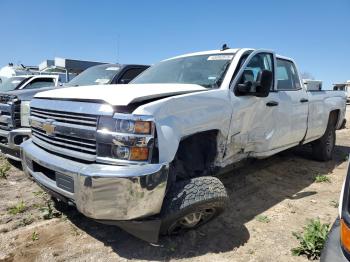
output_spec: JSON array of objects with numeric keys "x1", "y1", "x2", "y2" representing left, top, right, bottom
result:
[
  {"x1": 30, "y1": 106, "x2": 99, "y2": 162},
  {"x1": 0, "y1": 102, "x2": 20, "y2": 130},
  {"x1": 0, "y1": 94, "x2": 21, "y2": 130},
  {"x1": 31, "y1": 107, "x2": 97, "y2": 127},
  {"x1": 32, "y1": 127, "x2": 96, "y2": 155}
]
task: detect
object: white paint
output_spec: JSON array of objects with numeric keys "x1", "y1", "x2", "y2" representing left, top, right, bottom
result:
[
  {"x1": 33, "y1": 48, "x2": 347, "y2": 167},
  {"x1": 35, "y1": 83, "x2": 207, "y2": 106}
]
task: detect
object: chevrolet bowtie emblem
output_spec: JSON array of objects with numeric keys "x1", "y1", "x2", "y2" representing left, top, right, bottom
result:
[{"x1": 42, "y1": 120, "x2": 56, "y2": 136}]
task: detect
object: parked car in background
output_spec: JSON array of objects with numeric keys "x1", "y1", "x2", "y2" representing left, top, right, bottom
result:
[
  {"x1": 0, "y1": 75, "x2": 60, "y2": 92},
  {"x1": 0, "y1": 63, "x2": 149, "y2": 161},
  {"x1": 21, "y1": 48, "x2": 346, "y2": 242},
  {"x1": 64, "y1": 63, "x2": 149, "y2": 87},
  {"x1": 0, "y1": 74, "x2": 62, "y2": 160},
  {"x1": 321, "y1": 158, "x2": 350, "y2": 261}
]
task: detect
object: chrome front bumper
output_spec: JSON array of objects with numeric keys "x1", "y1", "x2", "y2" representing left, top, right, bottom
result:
[
  {"x1": 0, "y1": 128, "x2": 31, "y2": 161},
  {"x1": 21, "y1": 139, "x2": 169, "y2": 221}
]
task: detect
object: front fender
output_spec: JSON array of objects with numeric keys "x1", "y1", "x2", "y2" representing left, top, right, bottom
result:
[{"x1": 133, "y1": 89, "x2": 232, "y2": 163}]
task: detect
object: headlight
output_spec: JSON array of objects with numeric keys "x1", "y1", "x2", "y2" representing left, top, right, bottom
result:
[
  {"x1": 115, "y1": 119, "x2": 151, "y2": 134},
  {"x1": 97, "y1": 114, "x2": 155, "y2": 163},
  {"x1": 112, "y1": 146, "x2": 149, "y2": 161},
  {"x1": 20, "y1": 101, "x2": 31, "y2": 127}
]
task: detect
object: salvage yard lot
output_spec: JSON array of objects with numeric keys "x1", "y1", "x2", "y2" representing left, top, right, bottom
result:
[{"x1": 0, "y1": 109, "x2": 349, "y2": 262}]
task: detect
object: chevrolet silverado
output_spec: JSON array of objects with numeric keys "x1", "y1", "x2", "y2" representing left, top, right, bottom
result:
[{"x1": 20, "y1": 48, "x2": 347, "y2": 242}]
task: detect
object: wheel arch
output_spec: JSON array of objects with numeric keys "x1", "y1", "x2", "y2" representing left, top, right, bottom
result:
[
  {"x1": 329, "y1": 109, "x2": 341, "y2": 128},
  {"x1": 166, "y1": 129, "x2": 225, "y2": 183}
]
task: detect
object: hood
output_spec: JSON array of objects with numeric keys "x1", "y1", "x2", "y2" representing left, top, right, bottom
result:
[
  {"x1": 0, "y1": 86, "x2": 58, "y2": 101},
  {"x1": 34, "y1": 84, "x2": 207, "y2": 106}
]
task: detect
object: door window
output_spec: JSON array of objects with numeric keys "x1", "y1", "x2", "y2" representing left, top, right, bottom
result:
[
  {"x1": 118, "y1": 68, "x2": 146, "y2": 84},
  {"x1": 276, "y1": 59, "x2": 301, "y2": 90},
  {"x1": 236, "y1": 53, "x2": 274, "y2": 91},
  {"x1": 25, "y1": 78, "x2": 55, "y2": 89}
]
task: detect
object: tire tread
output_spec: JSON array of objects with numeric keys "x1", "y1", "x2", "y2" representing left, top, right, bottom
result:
[{"x1": 160, "y1": 176, "x2": 228, "y2": 235}]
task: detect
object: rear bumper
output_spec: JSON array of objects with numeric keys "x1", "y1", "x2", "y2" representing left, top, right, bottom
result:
[
  {"x1": 0, "y1": 128, "x2": 31, "y2": 161},
  {"x1": 321, "y1": 218, "x2": 349, "y2": 262},
  {"x1": 21, "y1": 139, "x2": 169, "y2": 221}
]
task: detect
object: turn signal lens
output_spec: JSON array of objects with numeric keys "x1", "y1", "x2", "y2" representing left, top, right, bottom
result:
[
  {"x1": 130, "y1": 147, "x2": 149, "y2": 161},
  {"x1": 134, "y1": 121, "x2": 151, "y2": 134},
  {"x1": 115, "y1": 119, "x2": 151, "y2": 134},
  {"x1": 341, "y1": 219, "x2": 350, "y2": 252}
]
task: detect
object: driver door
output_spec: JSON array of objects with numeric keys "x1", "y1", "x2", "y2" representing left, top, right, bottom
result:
[{"x1": 226, "y1": 51, "x2": 291, "y2": 160}]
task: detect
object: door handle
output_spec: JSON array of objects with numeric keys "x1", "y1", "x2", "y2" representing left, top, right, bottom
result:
[
  {"x1": 266, "y1": 101, "x2": 279, "y2": 107},
  {"x1": 300, "y1": 98, "x2": 309, "y2": 103}
]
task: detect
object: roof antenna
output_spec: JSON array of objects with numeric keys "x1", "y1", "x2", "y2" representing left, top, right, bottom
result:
[{"x1": 221, "y1": 44, "x2": 229, "y2": 51}]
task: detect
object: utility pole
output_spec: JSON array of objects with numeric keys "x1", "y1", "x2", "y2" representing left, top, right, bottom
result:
[{"x1": 116, "y1": 34, "x2": 120, "y2": 63}]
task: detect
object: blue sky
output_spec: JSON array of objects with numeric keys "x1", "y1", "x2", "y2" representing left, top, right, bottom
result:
[{"x1": 1, "y1": 0, "x2": 349, "y2": 88}]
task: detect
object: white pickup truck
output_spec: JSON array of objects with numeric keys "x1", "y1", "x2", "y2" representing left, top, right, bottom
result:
[{"x1": 21, "y1": 48, "x2": 347, "y2": 242}]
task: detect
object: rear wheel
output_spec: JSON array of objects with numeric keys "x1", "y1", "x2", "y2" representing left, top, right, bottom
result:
[
  {"x1": 160, "y1": 176, "x2": 228, "y2": 235},
  {"x1": 312, "y1": 115, "x2": 336, "y2": 161}
]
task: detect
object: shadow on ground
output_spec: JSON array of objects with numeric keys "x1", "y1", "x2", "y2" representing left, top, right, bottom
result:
[
  {"x1": 7, "y1": 158, "x2": 23, "y2": 170},
  {"x1": 55, "y1": 144, "x2": 350, "y2": 260}
]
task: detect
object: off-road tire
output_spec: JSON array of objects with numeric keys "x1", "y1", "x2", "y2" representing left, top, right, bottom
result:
[
  {"x1": 312, "y1": 115, "x2": 337, "y2": 161},
  {"x1": 160, "y1": 176, "x2": 228, "y2": 235}
]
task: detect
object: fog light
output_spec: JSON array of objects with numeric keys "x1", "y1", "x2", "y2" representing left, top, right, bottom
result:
[{"x1": 112, "y1": 146, "x2": 130, "y2": 160}]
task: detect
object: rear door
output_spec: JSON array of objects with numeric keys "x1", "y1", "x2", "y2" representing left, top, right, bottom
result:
[{"x1": 273, "y1": 58, "x2": 308, "y2": 146}]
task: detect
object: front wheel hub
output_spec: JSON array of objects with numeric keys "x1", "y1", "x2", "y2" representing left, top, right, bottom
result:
[
  {"x1": 169, "y1": 207, "x2": 216, "y2": 234},
  {"x1": 180, "y1": 212, "x2": 203, "y2": 227}
]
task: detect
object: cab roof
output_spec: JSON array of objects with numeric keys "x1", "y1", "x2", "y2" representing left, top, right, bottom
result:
[{"x1": 165, "y1": 48, "x2": 294, "y2": 62}]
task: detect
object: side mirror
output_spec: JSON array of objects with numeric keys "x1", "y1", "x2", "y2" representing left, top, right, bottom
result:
[
  {"x1": 255, "y1": 70, "x2": 272, "y2": 97},
  {"x1": 237, "y1": 81, "x2": 253, "y2": 94}
]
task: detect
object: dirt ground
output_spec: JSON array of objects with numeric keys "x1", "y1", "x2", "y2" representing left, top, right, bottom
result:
[{"x1": 1, "y1": 109, "x2": 350, "y2": 262}]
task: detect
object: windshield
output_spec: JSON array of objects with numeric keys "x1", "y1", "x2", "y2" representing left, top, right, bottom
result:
[
  {"x1": 132, "y1": 53, "x2": 234, "y2": 88},
  {"x1": 0, "y1": 76, "x2": 28, "y2": 92},
  {"x1": 66, "y1": 64, "x2": 121, "y2": 87}
]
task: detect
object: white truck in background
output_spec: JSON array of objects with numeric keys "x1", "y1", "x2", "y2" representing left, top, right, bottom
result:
[
  {"x1": 21, "y1": 47, "x2": 347, "y2": 242},
  {"x1": 0, "y1": 75, "x2": 60, "y2": 92},
  {"x1": 334, "y1": 80, "x2": 350, "y2": 102}
]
